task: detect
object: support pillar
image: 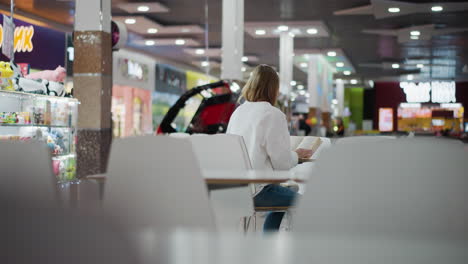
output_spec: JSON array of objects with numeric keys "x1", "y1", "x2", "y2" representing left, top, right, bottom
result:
[
  {"x1": 279, "y1": 32, "x2": 294, "y2": 96},
  {"x1": 335, "y1": 79, "x2": 345, "y2": 117},
  {"x1": 74, "y1": 0, "x2": 112, "y2": 177},
  {"x1": 307, "y1": 55, "x2": 320, "y2": 130},
  {"x1": 221, "y1": 0, "x2": 244, "y2": 80}
]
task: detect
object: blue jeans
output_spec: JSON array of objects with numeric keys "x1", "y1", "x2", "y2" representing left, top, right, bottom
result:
[{"x1": 253, "y1": 184, "x2": 298, "y2": 232}]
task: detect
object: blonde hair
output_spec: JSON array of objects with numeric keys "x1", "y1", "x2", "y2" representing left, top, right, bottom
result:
[{"x1": 241, "y1": 64, "x2": 279, "y2": 105}]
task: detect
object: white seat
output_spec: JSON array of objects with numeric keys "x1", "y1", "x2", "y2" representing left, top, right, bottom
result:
[
  {"x1": 335, "y1": 135, "x2": 396, "y2": 145},
  {"x1": 294, "y1": 138, "x2": 468, "y2": 240},
  {"x1": 0, "y1": 141, "x2": 57, "y2": 203},
  {"x1": 104, "y1": 135, "x2": 215, "y2": 232},
  {"x1": 189, "y1": 134, "x2": 254, "y2": 231}
]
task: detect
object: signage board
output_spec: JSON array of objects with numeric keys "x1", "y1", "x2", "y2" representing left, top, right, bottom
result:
[
  {"x1": 400, "y1": 81, "x2": 456, "y2": 103},
  {"x1": 0, "y1": 16, "x2": 66, "y2": 70}
]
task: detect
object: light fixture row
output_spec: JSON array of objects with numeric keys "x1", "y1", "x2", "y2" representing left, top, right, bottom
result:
[
  {"x1": 255, "y1": 26, "x2": 319, "y2": 36},
  {"x1": 145, "y1": 39, "x2": 186, "y2": 46},
  {"x1": 388, "y1": 5, "x2": 443, "y2": 13}
]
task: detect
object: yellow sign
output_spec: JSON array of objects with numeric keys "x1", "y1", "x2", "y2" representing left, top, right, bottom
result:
[
  {"x1": 186, "y1": 70, "x2": 218, "y2": 90},
  {"x1": 0, "y1": 24, "x2": 34, "y2": 52}
]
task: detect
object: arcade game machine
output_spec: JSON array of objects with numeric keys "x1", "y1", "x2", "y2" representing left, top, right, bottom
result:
[{"x1": 157, "y1": 80, "x2": 238, "y2": 134}]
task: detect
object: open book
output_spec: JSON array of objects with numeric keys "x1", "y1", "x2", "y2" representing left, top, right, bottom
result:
[{"x1": 290, "y1": 136, "x2": 322, "y2": 162}]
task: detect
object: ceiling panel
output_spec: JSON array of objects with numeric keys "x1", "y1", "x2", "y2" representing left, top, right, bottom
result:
[{"x1": 2, "y1": 0, "x2": 468, "y2": 83}]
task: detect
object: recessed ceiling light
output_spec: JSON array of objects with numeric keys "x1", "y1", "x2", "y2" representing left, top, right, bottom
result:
[
  {"x1": 305, "y1": 93, "x2": 310, "y2": 98},
  {"x1": 327, "y1": 51, "x2": 337, "y2": 57},
  {"x1": 175, "y1": 39, "x2": 186, "y2": 45},
  {"x1": 195, "y1": 49, "x2": 205, "y2": 55},
  {"x1": 392, "y1": 63, "x2": 400, "y2": 69},
  {"x1": 255, "y1": 29, "x2": 266, "y2": 35},
  {"x1": 290, "y1": 80, "x2": 297, "y2": 86},
  {"x1": 306, "y1": 28, "x2": 318, "y2": 34},
  {"x1": 300, "y1": 62, "x2": 308, "y2": 68},
  {"x1": 299, "y1": 90, "x2": 306, "y2": 95},
  {"x1": 410, "y1": 35, "x2": 419, "y2": 40},
  {"x1": 124, "y1": 18, "x2": 136, "y2": 24},
  {"x1": 350, "y1": 79, "x2": 358, "y2": 84},
  {"x1": 147, "y1": 28, "x2": 158, "y2": 34},
  {"x1": 137, "y1": 5, "x2": 150, "y2": 12},
  {"x1": 410, "y1": 31, "x2": 420, "y2": 36},
  {"x1": 388, "y1": 7, "x2": 400, "y2": 13},
  {"x1": 201, "y1": 61, "x2": 209, "y2": 67},
  {"x1": 336, "y1": 62, "x2": 345, "y2": 67},
  {"x1": 278, "y1": 25, "x2": 289, "y2": 32},
  {"x1": 241, "y1": 67, "x2": 246, "y2": 72},
  {"x1": 417, "y1": 64, "x2": 424, "y2": 69},
  {"x1": 297, "y1": 84, "x2": 305, "y2": 90},
  {"x1": 431, "y1": 6, "x2": 443, "y2": 12},
  {"x1": 407, "y1": 74, "x2": 414, "y2": 81},
  {"x1": 344, "y1": 70, "x2": 351, "y2": 75},
  {"x1": 242, "y1": 56, "x2": 249, "y2": 62},
  {"x1": 145, "y1": 40, "x2": 155, "y2": 46}
]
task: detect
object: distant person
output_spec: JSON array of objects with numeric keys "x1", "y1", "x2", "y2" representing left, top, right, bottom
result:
[
  {"x1": 335, "y1": 117, "x2": 345, "y2": 137},
  {"x1": 299, "y1": 114, "x2": 311, "y2": 136},
  {"x1": 227, "y1": 64, "x2": 312, "y2": 232}
]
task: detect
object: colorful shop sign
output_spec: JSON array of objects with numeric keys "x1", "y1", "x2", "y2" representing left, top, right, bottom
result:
[{"x1": 0, "y1": 16, "x2": 66, "y2": 70}]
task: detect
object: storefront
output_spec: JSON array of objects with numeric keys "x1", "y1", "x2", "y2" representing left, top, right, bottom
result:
[
  {"x1": 0, "y1": 15, "x2": 77, "y2": 182},
  {"x1": 375, "y1": 81, "x2": 468, "y2": 134},
  {"x1": 112, "y1": 49, "x2": 154, "y2": 138}
]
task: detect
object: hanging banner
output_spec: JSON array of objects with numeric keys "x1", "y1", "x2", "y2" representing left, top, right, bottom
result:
[{"x1": 2, "y1": 15, "x2": 14, "y2": 59}]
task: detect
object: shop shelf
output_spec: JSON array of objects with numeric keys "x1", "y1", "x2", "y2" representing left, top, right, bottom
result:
[{"x1": 0, "y1": 123, "x2": 72, "y2": 128}]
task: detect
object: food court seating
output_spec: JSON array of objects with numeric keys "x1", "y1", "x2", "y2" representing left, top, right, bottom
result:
[
  {"x1": 294, "y1": 138, "x2": 468, "y2": 240},
  {"x1": 0, "y1": 140, "x2": 57, "y2": 203},
  {"x1": 104, "y1": 135, "x2": 216, "y2": 231},
  {"x1": 189, "y1": 134, "x2": 254, "y2": 232}
]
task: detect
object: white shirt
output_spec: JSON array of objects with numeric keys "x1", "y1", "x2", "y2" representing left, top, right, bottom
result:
[{"x1": 227, "y1": 101, "x2": 298, "y2": 194}]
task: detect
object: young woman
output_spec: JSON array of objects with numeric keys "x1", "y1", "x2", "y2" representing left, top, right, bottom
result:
[{"x1": 227, "y1": 64, "x2": 312, "y2": 231}]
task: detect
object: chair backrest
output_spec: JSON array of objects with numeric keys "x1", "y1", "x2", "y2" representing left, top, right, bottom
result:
[
  {"x1": 104, "y1": 135, "x2": 215, "y2": 231},
  {"x1": 294, "y1": 138, "x2": 468, "y2": 240},
  {"x1": 335, "y1": 136, "x2": 396, "y2": 145},
  {"x1": 189, "y1": 134, "x2": 252, "y2": 170},
  {"x1": 189, "y1": 134, "x2": 254, "y2": 231},
  {"x1": 0, "y1": 140, "x2": 56, "y2": 203}
]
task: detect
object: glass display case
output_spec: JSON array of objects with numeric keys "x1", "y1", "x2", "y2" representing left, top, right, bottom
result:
[{"x1": 0, "y1": 90, "x2": 79, "y2": 182}]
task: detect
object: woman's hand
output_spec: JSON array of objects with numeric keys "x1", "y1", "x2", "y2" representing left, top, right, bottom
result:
[{"x1": 295, "y1": 148, "x2": 313, "y2": 160}]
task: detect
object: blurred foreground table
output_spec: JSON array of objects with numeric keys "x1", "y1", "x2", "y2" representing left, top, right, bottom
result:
[{"x1": 129, "y1": 230, "x2": 468, "y2": 264}]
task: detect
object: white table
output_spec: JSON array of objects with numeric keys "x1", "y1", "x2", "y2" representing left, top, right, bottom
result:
[
  {"x1": 203, "y1": 169, "x2": 304, "y2": 184},
  {"x1": 85, "y1": 168, "x2": 311, "y2": 191}
]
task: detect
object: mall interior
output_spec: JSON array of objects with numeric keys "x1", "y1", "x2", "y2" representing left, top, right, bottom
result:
[{"x1": 1, "y1": 0, "x2": 468, "y2": 263}]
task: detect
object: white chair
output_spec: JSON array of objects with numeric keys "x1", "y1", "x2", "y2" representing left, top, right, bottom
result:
[
  {"x1": 335, "y1": 135, "x2": 396, "y2": 145},
  {"x1": 189, "y1": 134, "x2": 254, "y2": 232},
  {"x1": 104, "y1": 135, "x2": 216, "y2": 232},
  {"x1": 0, "y1": 140, "x2": 57, "y2": 203},
  {"x1": 294, "y1": 138, "x2": 468, "y2": 240}
]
